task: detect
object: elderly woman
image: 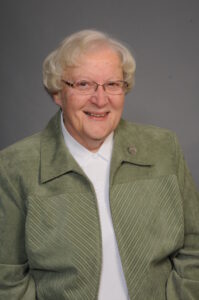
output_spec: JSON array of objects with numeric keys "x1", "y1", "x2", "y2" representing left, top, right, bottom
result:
[{"x1": 0, "y1": 30, "x2": 199, "y2": 300}]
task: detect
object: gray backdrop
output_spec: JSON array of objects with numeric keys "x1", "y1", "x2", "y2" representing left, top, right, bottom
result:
[{"x1": 0, "y1": 0, "x2": 199, "y2": 188}]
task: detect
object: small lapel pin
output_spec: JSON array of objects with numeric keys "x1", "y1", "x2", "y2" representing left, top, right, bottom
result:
[{"x1": 128, "y1": 145, "x2": 137, "y2": 155}]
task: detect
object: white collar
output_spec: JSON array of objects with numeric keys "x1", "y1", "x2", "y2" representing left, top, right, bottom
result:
[{"x1": 60, "y1": 113, "x2": 113, "y2": 167}]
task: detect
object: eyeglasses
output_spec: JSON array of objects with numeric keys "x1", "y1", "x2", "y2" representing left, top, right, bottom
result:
[{"x1": 62, "y1": 79, "x2": 128, "y2": 95}]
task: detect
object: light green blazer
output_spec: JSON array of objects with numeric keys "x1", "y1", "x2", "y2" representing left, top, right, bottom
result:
[{"x1": 0, "y1": 111, "x2": 199, "y2": 299}]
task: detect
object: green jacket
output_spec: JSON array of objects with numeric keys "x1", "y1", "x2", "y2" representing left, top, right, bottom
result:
[{"x1": 0, "y1": 111, "x2": 199, "y2": 300}]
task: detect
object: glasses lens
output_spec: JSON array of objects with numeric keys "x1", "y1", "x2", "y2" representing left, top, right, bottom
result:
[
  {"x1": 75, "y1": 81, "x2": 95, "y2": 94},
  {"x1": 105, "y1": 81, "x2": 126, "y2": 94}
]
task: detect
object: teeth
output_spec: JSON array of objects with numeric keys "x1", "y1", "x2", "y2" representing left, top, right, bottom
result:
[{"x1": 86, "y1": 112, "x2": 106, "y2": 117}]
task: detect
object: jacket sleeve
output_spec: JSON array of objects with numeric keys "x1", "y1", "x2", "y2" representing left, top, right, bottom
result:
[
  {"x1": 166, "y1": 134, "x2": 199, "y2": 299},
  {"x1": 0, "y1": 162, "x2": 36, "y2": 300}
]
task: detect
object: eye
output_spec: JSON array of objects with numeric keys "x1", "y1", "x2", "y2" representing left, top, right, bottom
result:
[
  {"x1": 108, "y1": 81, "x2": 119, "y2": 86},
  {"x1": 76, "y1": 80, "x2": 92, "y2": 89},
  {"x1": 106, "y1": 81, "x2": 121, "y2": 89}
]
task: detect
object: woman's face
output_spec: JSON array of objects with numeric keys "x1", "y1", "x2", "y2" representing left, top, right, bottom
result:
[{"x1": 53, "y1": 47, "x2": 125, "y2": 152}]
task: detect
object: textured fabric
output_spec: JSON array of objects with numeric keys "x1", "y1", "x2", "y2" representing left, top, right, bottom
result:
[
  {"x1": 61, "y1": 117, "x2": 129, "y2": 299},
  {"x1": 0, "y1": 111, "x2": 199, "y2": 300}
]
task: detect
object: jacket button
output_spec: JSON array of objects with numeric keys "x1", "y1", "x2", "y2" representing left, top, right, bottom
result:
[{"x1": 128, "y1": 145, "x2": 137, "y2": 155}]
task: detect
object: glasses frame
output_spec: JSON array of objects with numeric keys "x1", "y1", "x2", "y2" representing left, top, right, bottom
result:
[{"x1": 61, "y1": 79, "x2": 128, "y2": 95}]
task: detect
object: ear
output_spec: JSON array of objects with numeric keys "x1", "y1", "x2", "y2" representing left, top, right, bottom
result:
[{"x1": 53, "y1": 93, "x2": 63, "y2": 108}]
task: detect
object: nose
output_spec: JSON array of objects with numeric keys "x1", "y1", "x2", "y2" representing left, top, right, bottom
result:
[{"x1": 90, "y1": 85, "x2": 108, "y2": 107}]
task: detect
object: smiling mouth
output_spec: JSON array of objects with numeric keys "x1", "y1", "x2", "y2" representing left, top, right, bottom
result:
[{"x1": 84, "y1": 111, "x2": 109, "y2": 118}]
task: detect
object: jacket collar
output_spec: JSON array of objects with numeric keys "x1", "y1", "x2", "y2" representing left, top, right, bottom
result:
[
  {"x1": 40, "y1": 112, "x2": 153, "y2": 183},
  {"x1": 40, "y1": 111, "x2": 84, "y2": 183}
]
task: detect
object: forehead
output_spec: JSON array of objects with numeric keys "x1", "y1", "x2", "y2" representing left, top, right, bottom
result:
[{"x1": 64, "y1": 47, "x2": 122, "y2": 78}]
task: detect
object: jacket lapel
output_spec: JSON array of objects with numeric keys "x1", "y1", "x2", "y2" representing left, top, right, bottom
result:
[
  {"x1": 40, "y1": 111, "x2": 84, "y2": 183},
  {"x1": 110, "y1": 119, "x2": 154, "y2": 185}
]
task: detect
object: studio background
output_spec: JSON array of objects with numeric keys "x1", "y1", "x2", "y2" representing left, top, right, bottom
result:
[{"x1": 0, "y1": 0, "x2": 199, "y2": 188}]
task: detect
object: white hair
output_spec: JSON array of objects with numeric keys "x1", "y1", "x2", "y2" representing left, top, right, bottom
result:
[{"x1": 43, "y1": 29, "x2": 136, "y2": 94}]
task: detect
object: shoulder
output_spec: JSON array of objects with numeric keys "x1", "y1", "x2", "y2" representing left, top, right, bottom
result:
[
  {"x1": 0, "y1": 132, "x2": 43, "y2": 192},
  {"x1": 0, "y1": 132, "x2": 42, "y2": 167},
  {"x1": 119, "y1": 119, "x2": 176, "y2": 141},
  {"x1": 0, "y1": 111, "x2": 61, "y2": 197},
  {"x1": 0, "y1": 111, "x2": 60, "y2": 168},
  {"x1": 117, "y1": 119, "x2": 178, "y2": 151}
]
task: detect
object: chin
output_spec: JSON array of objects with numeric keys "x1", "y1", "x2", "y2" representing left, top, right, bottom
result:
[{"x1": 89, "y1": 130, "x2": 110, "y2": 140}]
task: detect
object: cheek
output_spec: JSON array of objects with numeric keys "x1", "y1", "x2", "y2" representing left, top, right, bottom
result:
[
  {"x1": 65, "y1": 92, "x2": 90, "y2": 110},
  {"x1": 111, "y1": 96, "x2": 125, "y2": 112},
  {"x1": 62, "y1": 94, "x2": 77, "y2": 113},
  {"x1": 63, "y1": 98, "x2": 87, "y2": 123}
]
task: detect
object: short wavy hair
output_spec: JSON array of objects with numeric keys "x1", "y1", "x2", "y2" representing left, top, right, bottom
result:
[{"x1": 43, "y1": 29, "x2": 136, "y2": 95}]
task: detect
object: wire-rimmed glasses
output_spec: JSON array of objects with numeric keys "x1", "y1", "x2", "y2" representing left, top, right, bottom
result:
[{"x1": 62, "y1": 79, "x2": 128, "y2": 95}]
